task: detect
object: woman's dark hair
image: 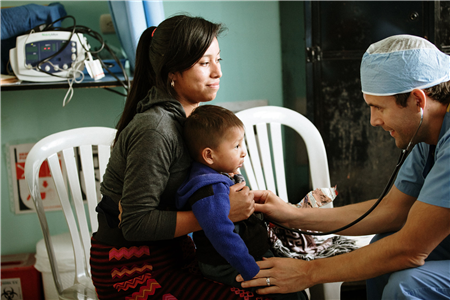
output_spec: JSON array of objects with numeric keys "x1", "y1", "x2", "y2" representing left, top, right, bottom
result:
[{"x1": 114, "y1": 14, "x2": 225, "y2": 143}]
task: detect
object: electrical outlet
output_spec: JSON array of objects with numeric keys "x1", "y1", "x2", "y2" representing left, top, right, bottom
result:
[{"x1": 100, "y1": 14, "x2": 115, "y2": 34}]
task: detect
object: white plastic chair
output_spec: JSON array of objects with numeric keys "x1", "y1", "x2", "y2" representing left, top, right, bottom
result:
[
  {"x1": 25, "y1": 127, "x2": 117, "y2": 300},
  {"x1": 236, "y1": 106, "x2": 343, "y2": 300}
]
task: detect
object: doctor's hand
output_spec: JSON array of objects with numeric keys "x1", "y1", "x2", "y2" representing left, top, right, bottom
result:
[
  {"x1": 236, "y1": 257, "x2": 312, "y2": 295},
  {"x1": 229, "y1": 182, "x2": 255, "y2": 222},
  {"x1": 252, "y1": 190, "x2": 298, "y2": 228}
]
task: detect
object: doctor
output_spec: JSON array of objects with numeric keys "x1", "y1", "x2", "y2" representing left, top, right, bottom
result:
[{"x1": 237, "y1": 34, "x2": 450, "y2": 299}]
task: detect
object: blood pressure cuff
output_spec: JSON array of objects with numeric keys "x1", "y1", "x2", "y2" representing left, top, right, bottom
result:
[{"x1": 1, "y1": 2, "x2": 67, "y2": 74}]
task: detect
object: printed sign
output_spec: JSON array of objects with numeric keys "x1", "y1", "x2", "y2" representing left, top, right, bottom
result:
[
  {"x1": 1, "y1": 278, "x2": 23, "y2": 300},
  {"x1": 7, "y1": 143, "x2": 64, "y2": 214}
]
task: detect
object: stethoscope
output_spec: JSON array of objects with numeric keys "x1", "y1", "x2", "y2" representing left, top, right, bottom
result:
[{"x1": 270, "y1": 107, "x2": 424, "y2": 236}]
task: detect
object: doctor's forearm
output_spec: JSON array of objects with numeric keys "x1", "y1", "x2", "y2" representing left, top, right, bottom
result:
[
  {"x1": 307, "y1": 232, "x2": 420, "y2": 286},
  {"x1": 291, "y1": 199, "x2": 390, "y2": 235}
]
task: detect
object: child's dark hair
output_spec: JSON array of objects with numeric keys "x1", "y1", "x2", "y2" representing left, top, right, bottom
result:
[{"x1": 184, "y1": 105, "x2": 244, "y2": 161}]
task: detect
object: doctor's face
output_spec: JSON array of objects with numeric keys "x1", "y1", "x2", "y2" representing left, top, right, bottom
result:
[{"x1": 364, "y1": 93, "x2": 422, "y2": 149}]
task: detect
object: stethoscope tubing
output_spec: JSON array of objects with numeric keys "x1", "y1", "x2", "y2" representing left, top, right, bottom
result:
[{"x1": 270, "y1": 108, "x2": 424, "y2": 236}]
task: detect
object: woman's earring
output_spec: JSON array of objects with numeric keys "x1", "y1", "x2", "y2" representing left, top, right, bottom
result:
[{"x1": 171, "y1": 80, "x2": 175, "y2": 87}]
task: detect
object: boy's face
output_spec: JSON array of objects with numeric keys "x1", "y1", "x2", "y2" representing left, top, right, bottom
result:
[{"x1": 210, "y1": 126, "x2": 246, "y2": 174}]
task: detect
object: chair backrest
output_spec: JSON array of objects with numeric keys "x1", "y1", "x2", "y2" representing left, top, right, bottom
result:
[
  {"x1": 25, "y1": 127, "x2": 116, "y2": 295},
  {"x1": 236, "y1": 106, "x2": 331, "y2": 203}
]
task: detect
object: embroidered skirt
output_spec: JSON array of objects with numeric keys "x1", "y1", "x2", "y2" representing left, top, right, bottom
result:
[{"x1": 90, "y1": 235, "x2": 273, "y2": 300}]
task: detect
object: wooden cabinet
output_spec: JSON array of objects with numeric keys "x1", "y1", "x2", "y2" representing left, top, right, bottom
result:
[{"x1": 281, "y1": 1, "x2": 450, "y2": 206}]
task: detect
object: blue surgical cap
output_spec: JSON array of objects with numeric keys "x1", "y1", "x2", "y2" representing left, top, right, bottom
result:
[{"x1": 361, "y1": 34, "x2": 450, "y2": 96}]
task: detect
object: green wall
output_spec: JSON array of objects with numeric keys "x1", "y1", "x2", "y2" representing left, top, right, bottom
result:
[
  {"x1": 1, "y1": 1, "x2": 285, "y2": 255},
  {"x1": 164, "y1": 1, "x2": 284, "y2": 105},
  {"x1": 279, "y1": 1, "x2": 310, "y2": 201}
]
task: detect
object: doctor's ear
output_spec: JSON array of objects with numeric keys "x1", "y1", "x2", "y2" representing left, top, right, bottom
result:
[
  {"x1": 411, "y1": 88, "x2": 427, "y2": 110},
  {"x1": 201, "y1": 148, "x2": 214, "y2": 165}
]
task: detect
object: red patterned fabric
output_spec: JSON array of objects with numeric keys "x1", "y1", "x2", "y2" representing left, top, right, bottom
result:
[{"x1": 90, "y1": 235, "x2": 273, "y2": 300}]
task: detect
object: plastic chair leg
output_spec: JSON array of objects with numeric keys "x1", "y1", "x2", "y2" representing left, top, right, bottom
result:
[{"x1": 309, "y1": 281, "x2": 343, "y2": 300}]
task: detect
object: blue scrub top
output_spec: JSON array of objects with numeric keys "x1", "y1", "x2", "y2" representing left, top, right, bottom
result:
[
  {"x1": 394, "y1": 109, "x2": 450, "y2": 260},
  {"x1": 395, "y1": 111, "x2": 450, "y2": 208}
]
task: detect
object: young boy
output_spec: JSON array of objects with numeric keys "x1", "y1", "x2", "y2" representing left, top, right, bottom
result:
[{"x1": 176, "y1": 105, "x2": 304, "y2": 300}]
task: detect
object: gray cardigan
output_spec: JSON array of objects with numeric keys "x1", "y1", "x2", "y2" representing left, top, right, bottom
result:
[{"x1": 96, "y1": 87, "x2": 192, "y2": 245}]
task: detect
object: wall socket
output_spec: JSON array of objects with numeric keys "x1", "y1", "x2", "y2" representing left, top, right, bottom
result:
[{"x1": 100, "y1": 14, "x2": 115, "y2": 34}]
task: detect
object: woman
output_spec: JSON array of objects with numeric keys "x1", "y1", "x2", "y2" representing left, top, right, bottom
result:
[{"x1": 90, "y1": 15, "x2": 259, "y2": 299}]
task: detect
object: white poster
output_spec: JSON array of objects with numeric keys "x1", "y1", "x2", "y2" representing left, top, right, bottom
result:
[{"x1": 7, "y1": 143, "x2": 64, "y2": 214}]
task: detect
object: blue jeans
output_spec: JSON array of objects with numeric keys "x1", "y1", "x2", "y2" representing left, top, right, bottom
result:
[{"x1": 366, "y1": 233, "x2": 450, "y2": 300}]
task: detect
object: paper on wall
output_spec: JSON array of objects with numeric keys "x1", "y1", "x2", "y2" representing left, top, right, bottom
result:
[{"x1": 6, "y1": 143, "x2": 64, "y2": 214}]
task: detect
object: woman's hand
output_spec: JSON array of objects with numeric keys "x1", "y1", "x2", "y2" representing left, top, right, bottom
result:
[
  {"x1": 228, "y1": 182, "x2": 255, "y2": 222},
  {"x1": 252, "y1": 190, "x2": 297, "y2": 227},
  {"x1": 236, "y1": 257, "x2": 312, "y2": 295}
]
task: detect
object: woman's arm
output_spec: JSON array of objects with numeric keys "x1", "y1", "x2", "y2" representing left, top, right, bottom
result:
[
  {"x1": 119, "y1": 124, "x2": 189, "y2": 241},
  {"x1": 174, "y1": 211, "x2": 202, "y2": 237},
  {"x1": 118, "y1": 200, "x2": 201, "y2": 237},
  {"x1": 174, "y1": 181, "x2": 255, "y2": 236},
  {"x1": 119, "y1": 178, "x2": 254, "y2": 239},
  {"x1": 119, "y1": 119, "x2": 254, "y2": 240},
  {"x1": 122, "y1": 184, "x2": 255, "y2": 238}
]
